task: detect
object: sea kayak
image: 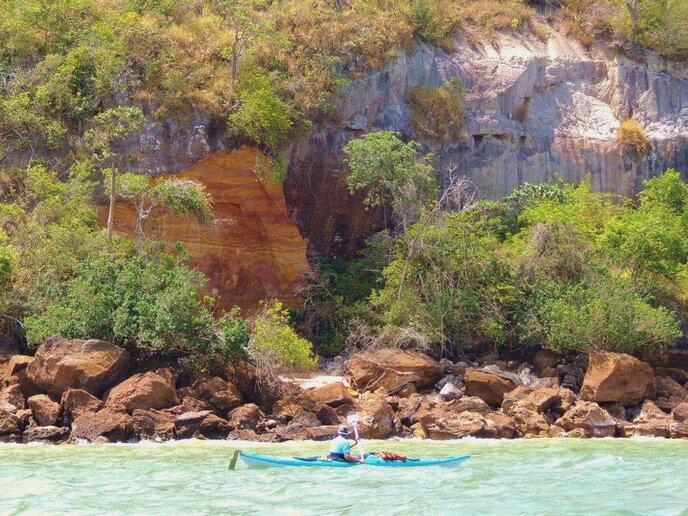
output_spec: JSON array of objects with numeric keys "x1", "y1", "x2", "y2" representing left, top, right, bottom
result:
[{"x1": 231, "y1": 451, "x2": 470, "y2": 469}]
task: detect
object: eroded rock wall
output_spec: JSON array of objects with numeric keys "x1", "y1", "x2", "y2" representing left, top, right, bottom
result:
[
  {"x1": 287, "y1": 31, "x2": 688, "y2": 258},
  {"x1": 112, "y1": 148, "x2": 310, "y2": 310}
]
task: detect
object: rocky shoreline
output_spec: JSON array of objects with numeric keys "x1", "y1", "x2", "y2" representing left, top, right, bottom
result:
[{"x1": 2, "y1": 336, "x2": 688, "y2": 444}]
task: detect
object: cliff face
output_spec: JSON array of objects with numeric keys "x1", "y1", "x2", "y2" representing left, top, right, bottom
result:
[
  {"x1": 112, "y1": 148, "x2": 310, "y2": 310},
  {"x1": 288, "y1": 31, "x2": 688, "y2": 258},
  {"x1": 116, "y1": 31, "x2": 688, "y2": 305}
]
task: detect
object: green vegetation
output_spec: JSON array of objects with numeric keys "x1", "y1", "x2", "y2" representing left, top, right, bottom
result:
[
  {"x1": 407, "y1": 79, "x2": 467, "y2": 145},
  {"x1": 249, "y1": 300, "x2": 317, "y2": 381},
  {"x1": 560, "y1": 0, "x2": 688, "y2": 60},
  {"x1": 300, "y1": 133, "x2": 687, "y2": 358},
  {"x1": 618, "y1": 119, "x2": 652, "y2": 159}
]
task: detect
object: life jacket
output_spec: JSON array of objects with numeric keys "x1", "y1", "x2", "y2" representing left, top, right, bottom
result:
[{"x1": 374, "y1": 451, "x2": 407, "y2": 462}]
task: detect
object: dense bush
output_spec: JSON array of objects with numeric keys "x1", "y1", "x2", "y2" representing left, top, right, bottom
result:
[
  {"x1": 333, "y1": 134, "x2": 687, "y2": 357},
  {"x1": 618, "y1": 119, "x2": 651, "y2": 159},
  {"x1": 407, "y1": 79, "x2": 466, "y2": 145},
  {"x1": 249, "y1": 300, "x2": 317, "y2": 379}
]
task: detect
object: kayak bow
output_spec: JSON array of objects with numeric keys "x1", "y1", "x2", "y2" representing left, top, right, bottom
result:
[{"x1": 229, "y1": 450, "x2": 470, "y2": 469}]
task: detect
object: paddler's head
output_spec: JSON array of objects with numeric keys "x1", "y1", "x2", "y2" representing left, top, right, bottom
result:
[{"x1": 337, "y1": 425, "x2": 349, "y2": 437}]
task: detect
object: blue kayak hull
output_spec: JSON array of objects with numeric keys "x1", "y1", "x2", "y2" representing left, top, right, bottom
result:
[{"x1": 239, "y1": 451, "x2": 471, "y2": 468}]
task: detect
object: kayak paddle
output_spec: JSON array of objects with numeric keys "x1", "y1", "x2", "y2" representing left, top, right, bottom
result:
[{"x1": 347, "y1": 412, "x2": 365, "y2": 461}]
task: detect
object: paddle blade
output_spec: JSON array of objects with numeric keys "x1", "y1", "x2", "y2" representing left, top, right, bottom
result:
[
  {"x1": 229, "y1": 450, "x2": 241, "y2": 470},
  {"x1": 346, "y1": 412, "x2": 359, "y2": 425}
]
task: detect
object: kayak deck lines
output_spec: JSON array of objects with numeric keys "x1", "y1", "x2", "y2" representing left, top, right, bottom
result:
[{"x1": 229, "y1": 450, "x2": 471, "y2": 469}]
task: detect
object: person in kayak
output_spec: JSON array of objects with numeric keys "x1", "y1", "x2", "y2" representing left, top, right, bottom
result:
[{"x1": 328, "y1": 425, "x2": 364, "y2": 463}]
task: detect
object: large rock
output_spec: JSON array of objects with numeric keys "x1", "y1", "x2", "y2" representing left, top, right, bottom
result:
[
  {"x1": 654, "y1": 375, "x2": 688, "y2": 411},
  {"x1": 465, "y1": 369, "x2": 518, "y2": 406},
  {"x1": 346, "y1": 350, "x2": 443, "y2": 393},
  {"x1": 71, "y1": 405, "x2": 132, "y2": 442},
  {"x1": 2, "y1": 355, "x2": 32, "y2": 381},
  {"x1": 132, "y1": 409, "x2": 176, "y2": 441},
  {"x1": 418, "y1": 408, "x2": 515, "y2": 439},
  {"x1": 227, "y1": 404, "x2": 264, "y2": 430},
  {"x1": 27, "y1": 394, "x2": 61, "y2": 426},
  {"x1": 190, "y1": 375, "x2": 242, "y2": 416},
  {"x1": 0, "y1": 409, "x2": 20, "y2": 436},
  {"x1": 356, "y1": 395, "x2": 395, "y2": 439},
  {"x1": 61, "y1": 389, "x2": 103, "y2": 426},
  {"x1": 623, "y1": 401, "x2": 672, "y2": 438},
  {"x1": 580, "y1": 351, "x2": 653, "y2": 405},
  {"x1": 0, "y1": 384, "x2": 25, "y2": 412},
  {"x1": 27, "y1": 337, "x2": 130, "y2": 396},
  {"x1": 174, "y1": 410, "x2": 230, "y2": 439},
  {"x1": 555, "y1": 401, "x2": 616, "y2": 438},
  {"x1": 104, "y1": 369, "x2": 179, "y2": 414},
  {"x1": 24, "y1": 426, "x2": 70, "y2": 443},
  {"x1": 306, "y1": 382, "x2": 353, "y2": 407}
]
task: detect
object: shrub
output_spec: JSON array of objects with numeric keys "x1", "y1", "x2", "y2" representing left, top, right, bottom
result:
[
  {"x1": 407, "y1": 80, "x2": 466, "y2": 145},
  {"x1": 618, "y1": 119, "x2": 651, "y2": 158},
  {"x1": 523, "y1": 278, "x2": 681, "y2": 354},
  {"x1": 24, "y1": 252, "x2": 216, "y2": 352},
  {"x1": 249, "y1": 300, "x2": 317, "y2": 380},
  {"x1": 227, "y1": 73, "x2": 296, "y2": 149}
]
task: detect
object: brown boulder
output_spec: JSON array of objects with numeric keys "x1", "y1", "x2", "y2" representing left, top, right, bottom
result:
[
  {"x1": 27, "y1": 394, "x2": 61, "y2": 426},
  {"x1": 191, "y1": 375, "x2": 242, "y2": 416},
  {"x1": 419, "y1": 409, "x2": 489, "y2": 439},
  {"x1": 306, "y1": 425, "x2": 342, "y2": 441},
  {"x1": 465, "y1": 369, "x2": 518, "y2": 406},
  {"x1": 61, "y1": 389, "x2": 103, "y2": 426},
  {"x1": 2, "y1": 355, "x2": 33, "y2": 381},
  {"x1": 447, "y1": 396, "x2": 491, "y2": 415},
  {"x1": 532, "y1": 350, "x2": 561, "y2": 373},
  {"x1": 227, "y1": 404, "x2": 264, "y2": 430},
  {"x1": 356, "y1": 395, "x2": 395, "y2": 439},
  {"x1": 0, "y1": 383, "x2": 25, "y2": 412},
  {"x1": 622, "y1": 400, "x2": 671, "y2": 438},
  {"x1": 0, "y1": 409, "x2": 20, "y2": 435},
  {"x1": 654, "y1": 375, "x2": 688, "y2": 411},
  {"x1": 27, "y1": 337, "x2": 130, "y2": 396},
  {"x1": 555, "y1": 401, "x2": 616, "y2": 438},
  {"x1": 346, "y1": 349, "x2": 443, "y2": 392},
  {"x1": 483, "y1": 412, "x2": 517, "y2": 439},
  {"x1": 132, "y1": 409, "x2": 176, "y2": 441},
  {"x1": 24, "y1": 426, "x2": 70, "y2": 443},
  {"x1": 306, "y1": 382, "x2": 353, "y2": 407},
  {"x1": 104, "y1": 369, "x2": 179, "y2": 413},
  {"x1": 580, "y1": 351, "x2": 653, "y2": 405},
  {"x1": 174, "y1": 411, "x2": 230, "y2": 439},
  {"x1": 71, "y1": 405, "x2": 132, "y2": 442},
  {"x1": 672, "y1": 400, "x2": 688, "y2": 422}
]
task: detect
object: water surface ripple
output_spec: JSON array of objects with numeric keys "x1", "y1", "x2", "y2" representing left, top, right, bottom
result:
[{"x1": 1, "y1": 438, "x2": 687, "y2": 515}]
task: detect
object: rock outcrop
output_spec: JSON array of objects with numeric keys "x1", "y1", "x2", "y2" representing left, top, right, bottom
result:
[
  {"x1": 580, "y1": 352, "x2": 654, "y2": 405},
  {"x1": 27, "y1": 337, "x2": 130, "y2": 396},
  {"x1": 71, "y1": 405, "x2": 132, "y2": 442},
  {"x1": 346, "y1": 349, "x2": 443, "y2": 392},
  {"x1": 27, "y1": 395, "x2": 60, "y2": 426},
  {"x1": 287, "y1": 31, "x2": 688, "y2": 259},
  {"x1": 104, "y1": 369, "x2": 179, "y2": 413},
  {"x1": 555, "y1": 401, "x2": 617, "y2": 438},
  {"x1": 465, "y1": 369, "x2": 519, "y2": 406},
  {"x1": 111, "y1": 148, "x2": 310, "y2": 310}
]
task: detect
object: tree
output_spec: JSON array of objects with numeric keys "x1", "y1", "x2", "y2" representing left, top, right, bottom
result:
[
  {"x1": 110, "y1": 173, "x2": 213, "y2": 243},
  {"x1": 82, "y1": 107, "x2": 145, "y2": 241},
  {"x1": 343, "y1": 131, "x2": 438, "y2": 236},
  {"x1": 214, "y1": 0, "x2": 269, "y2": 85}
]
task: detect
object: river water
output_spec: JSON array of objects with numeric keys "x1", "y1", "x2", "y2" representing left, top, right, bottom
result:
[{"x1": 1, "y1": 438, "x2": 687, "y2": 515}]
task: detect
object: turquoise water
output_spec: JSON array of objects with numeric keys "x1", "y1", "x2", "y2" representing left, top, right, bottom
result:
[{"x1": 1, "y1": 438, "x2": 688, "y2": 515}]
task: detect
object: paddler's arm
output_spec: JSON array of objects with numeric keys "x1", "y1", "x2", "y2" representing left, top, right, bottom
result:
[{"x1": 343, "y1": 452, "x2": 365, "y2": 463}]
